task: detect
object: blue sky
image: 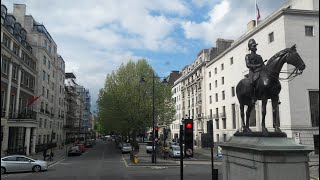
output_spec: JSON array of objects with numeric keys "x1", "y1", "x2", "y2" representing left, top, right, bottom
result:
[{"x1": 3, "y1": 0, "x2": 287, "y2": 111}]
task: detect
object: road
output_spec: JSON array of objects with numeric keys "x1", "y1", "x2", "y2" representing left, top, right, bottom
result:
[{"x1": 2, "y1": 140, "x2": 222, "y2": 180}]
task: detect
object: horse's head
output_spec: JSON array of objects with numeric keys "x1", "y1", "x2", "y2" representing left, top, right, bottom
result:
[{"x1": 285, "y1": 44, "x2": 306, "y2": 72}]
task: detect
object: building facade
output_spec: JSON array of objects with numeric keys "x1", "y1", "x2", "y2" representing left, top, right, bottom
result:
[
  {"x1": 75, "y1": 86, "x2": 91, "y2": 130},
  {"x1": 204, "y1": 0, "x2": 318, "y2": 153},
  {"x1": 1, "y1": 4, "x2": 38, "y2": 156}
]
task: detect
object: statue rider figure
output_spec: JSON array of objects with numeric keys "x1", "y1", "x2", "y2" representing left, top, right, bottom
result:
[{"x1": 245, "y1": 39, "x2": 264, "y2": 104}]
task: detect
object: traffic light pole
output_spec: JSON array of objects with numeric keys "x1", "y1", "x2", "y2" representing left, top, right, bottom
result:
[
  {"x1": 211, "y1": 120, "x2": 214, "y2": 180},
  {"x1": 180, "y1": 124, "x2": 183, "y2": 180}
]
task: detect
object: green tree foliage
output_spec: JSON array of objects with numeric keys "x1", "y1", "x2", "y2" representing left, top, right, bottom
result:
[{"x1": 96, "y1": 59, "x2": 175, "y2": 138}]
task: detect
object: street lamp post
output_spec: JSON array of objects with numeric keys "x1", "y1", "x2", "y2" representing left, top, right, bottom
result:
[{"x1": 140, "y1": 74, "x2": 168, "y2": 164}]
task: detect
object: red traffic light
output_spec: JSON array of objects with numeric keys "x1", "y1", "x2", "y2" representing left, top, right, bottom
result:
[
  {"x1": 186, "y1": 123, "x2": 193, "y2": 129},
  {"x1": 155, "y1": 127, "x2": 158, "y2": 131}
]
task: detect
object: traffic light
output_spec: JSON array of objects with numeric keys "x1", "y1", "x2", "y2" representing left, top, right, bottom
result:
[
  {"x1": 155, "y1": 126, "x2": 159, "y2": 142},
  {"x1": 184, "y1": 119, "x2": 194, "y2": 158}
]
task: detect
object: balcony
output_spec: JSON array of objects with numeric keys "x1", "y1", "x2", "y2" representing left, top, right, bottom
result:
[{"x1": 8, "y1": 110, "x2": 37, "y2": 120}]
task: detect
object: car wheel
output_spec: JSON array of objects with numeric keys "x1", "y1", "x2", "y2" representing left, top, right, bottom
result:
[
  {"x1": 1, "y1": 167, "x2": 6, "y2": 175},
  {"x1": 33, "y1": 165, "x2": 41, "y2": 172}
]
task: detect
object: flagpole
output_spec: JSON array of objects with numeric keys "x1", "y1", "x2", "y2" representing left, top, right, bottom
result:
[{"x1": 255, "y1": 0, "x2": 257, "y2": 27}]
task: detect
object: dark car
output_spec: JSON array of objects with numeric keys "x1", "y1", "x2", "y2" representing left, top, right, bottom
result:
[{"x1": 68, "y1": 146, "x2": 82, "y2": 156}]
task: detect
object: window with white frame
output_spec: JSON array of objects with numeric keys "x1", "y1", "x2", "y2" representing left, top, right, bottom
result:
[
  {"x1": 305, "y1": 26, "x2": 314, "y2": 36},
  {"x1": 268, "y1": 32, "x2": 274, "y2": 43}
]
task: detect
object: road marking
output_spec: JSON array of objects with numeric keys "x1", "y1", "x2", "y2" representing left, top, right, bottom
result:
[
  {"x1": 121, "y1": 153, "x2": 129, "y2": 167},
  {"x1": 48, "y1": 157, "x2": 66, "y2": 168}
]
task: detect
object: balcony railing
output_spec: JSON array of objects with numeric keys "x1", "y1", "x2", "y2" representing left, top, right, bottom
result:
[
  {"x1": 8, "y1": 110, "x2": 37, "y2": 120},
  {"x1": 213, "y1": 114, "x2": 219, "y2": 119}
]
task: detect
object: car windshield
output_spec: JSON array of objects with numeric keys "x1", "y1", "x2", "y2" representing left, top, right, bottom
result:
[
  {"x1": 146, "y1": 142, "x2": 153, "y2": 146},
  {"x1": 123, "y1": 143, "x2": 131, "y2": 147}
]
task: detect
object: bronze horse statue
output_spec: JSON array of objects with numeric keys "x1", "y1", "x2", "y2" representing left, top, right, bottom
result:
[{"x1": 236, "y1": 45, "x2": 306, "y2": 133}]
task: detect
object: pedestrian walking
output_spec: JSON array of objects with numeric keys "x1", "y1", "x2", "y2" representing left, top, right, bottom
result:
[
  {"x1": 48, "y1": 151, "x2": 54, "y2": 161},
  {"x1": 43, "y1": 148, "x2": 47, "y2": 161}
]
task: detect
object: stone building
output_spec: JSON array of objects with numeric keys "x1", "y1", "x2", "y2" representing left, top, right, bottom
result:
[{"x1": 1, "y1": 4, "x2": 37, "y2": 156}]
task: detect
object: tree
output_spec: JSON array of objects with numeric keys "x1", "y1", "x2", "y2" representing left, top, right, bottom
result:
[{"x1": 96, "y1": 59, "x2": 175, "y2": 141}]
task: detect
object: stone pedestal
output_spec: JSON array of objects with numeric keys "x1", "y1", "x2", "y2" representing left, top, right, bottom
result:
[{"x1": 220, "y1": 136, "x2": 313, "y2": 180}]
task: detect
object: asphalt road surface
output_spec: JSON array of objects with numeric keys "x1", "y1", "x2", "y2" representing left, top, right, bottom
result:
[{"x1": 2, "y1": 140, "x2": 222, "y2": 180}]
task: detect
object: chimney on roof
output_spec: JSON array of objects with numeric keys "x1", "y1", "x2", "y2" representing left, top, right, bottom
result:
[
  {"x1": 216, "y1": 38, "x2": 234, "y2": 55},
  {"x1": 13, "y1": 4, "x2": 26, "y2": 27},
  {"x1": 247, "y1": 20, "x2": 256, "y2": 32}
]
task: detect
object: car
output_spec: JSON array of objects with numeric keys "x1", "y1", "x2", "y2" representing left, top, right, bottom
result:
[
  {"x1": 169, "y1": 145, "x2": 184, "y2": 158},
  {"x1": 1, "y1": 155, "x2": 48, "y2": 174},
  {"x1": 120, "y1": 143, "x2": 132, "y2": 153},
  {"x1": 146, "y1": 141, "x2": 155, "y2": 153},
  {"x1": 68, "y1": 146, "x2": 82, "y2": 156},
  {"x1": 74, "y1": 144, "x2": 86, "y2": 153}
]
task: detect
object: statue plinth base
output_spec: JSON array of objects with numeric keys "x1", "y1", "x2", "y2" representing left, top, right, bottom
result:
[
  {"x1": 220, "y1": 136, "x2": 313, "y2": 180},
  {"x1": 234, "y1": 131, "x2": 287, "y2": 137}
]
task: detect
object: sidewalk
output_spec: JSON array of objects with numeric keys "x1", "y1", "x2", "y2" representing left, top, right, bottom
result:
[{"x1": 28, "y1": 144, "x2": 70, "y2": 166}]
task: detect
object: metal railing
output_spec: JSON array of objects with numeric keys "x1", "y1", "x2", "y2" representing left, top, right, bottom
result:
[
  {"x1": 6, "y1": 146, "x2": 26, "y2": 155},
  {"x1": 8, "y1": 110, "x2": 37, "y2": 120}
]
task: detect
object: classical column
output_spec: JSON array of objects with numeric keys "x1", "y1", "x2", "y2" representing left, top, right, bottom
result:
[
  {"x1": 24, "y1": 127, "x2": 31, "y2": 155},
  {"x1": 5, "y1": 63, "x2": 13, "y2": 118},
  {"x1": 31, "y1": 128, "x2": 37, "y2": 154},
  {"x1": 15, "y1": 68, "x2": 22, "y2": 115}
]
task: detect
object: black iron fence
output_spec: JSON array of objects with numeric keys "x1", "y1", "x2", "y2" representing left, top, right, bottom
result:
[
  {"x1": 35, "y1": 142, "x2": 57, "y2": 153},
  {"x1": 6, "y1": 146, "x2": 26, "y2": 155}
]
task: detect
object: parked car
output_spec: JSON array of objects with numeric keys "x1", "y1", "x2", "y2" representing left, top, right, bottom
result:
[
  {"x1": 75, "y1": 143, "x2": 86, "y2": 153},
  {"x1": 68, "y1": 145, "x2": 82, "y2": 156},
  {"x1": 120, "y1": 143, "x2": 132, "y2": 153},
  {"x1": 1, "y1": 155, "x2": 48, "y2": 174},
  {"x1": 146, "y1": 141, "x2": 155, "y2": 153},
  {"x1": 169, "y1": 145, "x2": 183, "y2": 158}
]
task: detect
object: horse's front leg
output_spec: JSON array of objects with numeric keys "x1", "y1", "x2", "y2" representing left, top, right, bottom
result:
[
  {"x1": 245, "y1": 104, "x2": 254, "y2": 132},
  {"x1": 272, "y1": 96, "x2": 282, "y2": 132},
  {"x1": 261, "y1": 99, "x2": 268, "y2": 133},
  {"x1": 240, "y1": 104, "x2": 246, "y2": 131}
]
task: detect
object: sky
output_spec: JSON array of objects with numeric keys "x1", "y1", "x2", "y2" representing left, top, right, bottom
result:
[{"x1": 3, "y1": 0, "x2": 287, "y2": 111}]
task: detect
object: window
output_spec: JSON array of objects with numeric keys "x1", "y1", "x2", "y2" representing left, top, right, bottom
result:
[
  {"x1": 44, "y1": 40, "x2": 47, "y2": 49},
  {"x1": 216, "y1": 119, "x2": 219, "y2": 129},
  {"x1": 215, "y1": 93, "x2": 218, "y2": 102},
  {"x1": 309, "y1": 91, "x2": 319, "y2": 127},
  {"x1": 232, "y1": 104, "x2": 236, "y2": 129},
  {"x1": 230, "y1": 57, "x2": 234, "y2": 65},
  {"x1": 47, "y1": 89, "x2": 49, "y2": 98},
  {"x1": 48, "y1": 61, "x2": 51, "y2": 69},
  {"x1": 12, "y1": 65, "x2": 17, "y2": 80},
  {"x1": 42, "y1": 86, "x2": 45, "y2": 96},
  {"x1": 1, "y1": 58, "x2": 8, "y2": 74},
  {"x1": 231, "y1": 87, "x2": 235, "y2": 97},
  {"x1": 222, "y1": 91, "x2": 225, "y2": 100},
  {"x1": 25, "y1": 74, "x2": 29, "y2": 88},
  {"x1": 48, "y1": 74, "x2": 50, "y2": 84},
  {"x1": 44, "y1": 119, "x2": 47, "y2": 128},
  {"x1": 222, "y1": 77, "x2": 225, "y2": 85},
  {"x1": 268, "y1": 32, "x2": 274, "y2": 43},
  {"x1": 209, "y1": 96, "x2": 212, "y2": 104},
  {"x1": 43, "y1": 70, "x2": 46, "y2": 81},
  {"x1": 2, "y1": 35, "x2": 11, "y2": 48},
  {"x1": 209, "y1": 83, "x2": 212, "y2": 90},
  {"x1": 223, "y1": 134, "x2": 227, "y2": 142},
  {"x1": 209, "y1": 71, "x2": 211, "y2": 77},
  {"x1": 215, "y1": 68, "x2": 217, "y2": 74},
  {"x1": 20, "y1": 71, "x2": 24, "y2": 85},
  {"x1": 49, "y1": 46, "x2": 51, "y2": 53},
  {"x1": 216, "y1": 134, "x2": 220, "y2": 142},
  {"x1": 43, "y1": 56, "x2": 46, "y2": 65},
  {"x1": 38, "y1": 135, "x2": 41, "y2": 144},
  {"x1": 52, "y1": 70, "x2": 55, "y2": 78},
  {"x1": 305, "y1": 26, "x2": 314, "y2": 36},
  {"x1": 221, "y1": 63, "x2": 224, "y2": 71},
  {"x1": 13, "y1": 44, "x2": 19, "y2": 55},
  {"x1": 39, "y1": 118, "x2": 42, "y2": 128},
  {"x1": 215, "y1": 80, "x2": 218, "y2": 87},
  {"x1": 1, "y1": 90, "x2": 6, "y2": 112}
]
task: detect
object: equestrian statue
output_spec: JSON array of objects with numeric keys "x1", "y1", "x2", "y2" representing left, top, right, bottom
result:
[{"x1": 236, "y1": 39, "x2": 306, "y2": 133}]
